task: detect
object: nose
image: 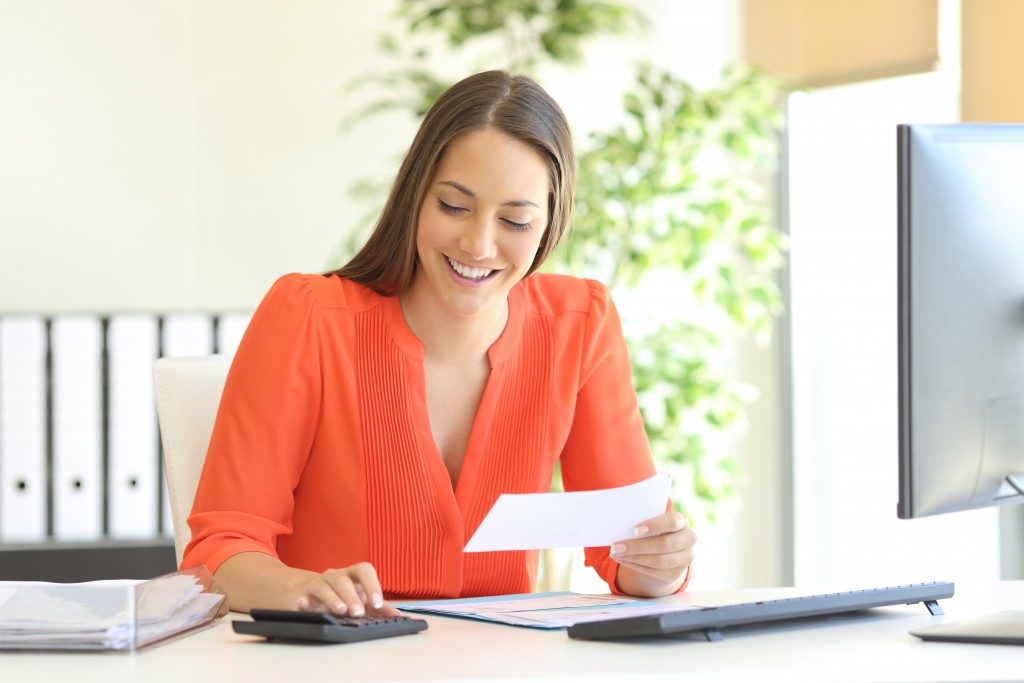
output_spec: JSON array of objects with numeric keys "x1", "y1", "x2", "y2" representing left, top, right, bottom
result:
[{"x1": 458, "y1": 215, "x2": 498, "y2": 262}]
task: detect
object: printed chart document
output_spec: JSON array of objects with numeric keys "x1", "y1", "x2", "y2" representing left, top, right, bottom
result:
[
  {"x1": 464, "y1": 472, "x2": 672, "y2": 552},
  {"x1": 400, "y1": 592, "x2": 694, "y2": 629}
]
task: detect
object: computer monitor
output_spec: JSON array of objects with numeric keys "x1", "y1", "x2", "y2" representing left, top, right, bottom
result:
[{"x1": 898, "y1": 123, "x2": 1024, "y2": 521}]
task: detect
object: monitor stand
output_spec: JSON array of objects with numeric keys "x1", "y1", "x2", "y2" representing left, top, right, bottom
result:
[
  {"x1": 910, "y1": 612, "x2": 1024, "y2": 646},
  {"x1": 998, "y1": 474, "x2": 1024, "y2": 499},
  {"x1": 913, "y1": 484, "x2": 1023, "y2": 648}
]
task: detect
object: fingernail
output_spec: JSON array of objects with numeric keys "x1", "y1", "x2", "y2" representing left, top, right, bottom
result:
[
  {"x1": 334, "y1": 602, "x2": 347, "y2": 614},
  {"x1": 351, "y1": 604, "x2": 365, "y2": 617},
  {"x1": 634, "y1": 525, "x2": 649, "y2": 537},
  {"x1": 296, "y1": 597, "x2": 308, "y2": 610},
  {"x1": 372, "y1": 593, "x2": 384, "y2": 609},
  {"x1": 611, "y1": 543, "x2": 626, "y2": 555}
]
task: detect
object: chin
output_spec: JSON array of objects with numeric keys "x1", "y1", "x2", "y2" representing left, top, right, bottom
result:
[{"x1": 442, "y1": 293, "x2": 494, "y2": 319}]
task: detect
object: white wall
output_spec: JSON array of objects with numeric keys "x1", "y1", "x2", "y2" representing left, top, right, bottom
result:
[
  {"x1": 0, "y1": 0, "x2": 398, "y2": 312},
  {"x1": 0, "y1": 0, "x2": 747, "y2": 310},
  {"x1": 1, "y1": 0, "x2": 786, "y2": 588}
]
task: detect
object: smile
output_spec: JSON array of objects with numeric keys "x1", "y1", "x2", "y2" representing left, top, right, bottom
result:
[{"x1": 446, "y1": 255, "x2": 499, "y2": 283}]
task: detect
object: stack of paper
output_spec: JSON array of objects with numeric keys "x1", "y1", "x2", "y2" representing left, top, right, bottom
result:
[{"x1": 0, "y1": 570, "x2": 226, "y2": 651}]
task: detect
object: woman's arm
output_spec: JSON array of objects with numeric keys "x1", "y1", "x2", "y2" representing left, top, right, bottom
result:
[
  {"x1": 215, "y1": 552, "x2": 318, "y2": 612},
  {"x1": 558, "y1": 280, "x2": 695, "y2": 597},
  {"x1": 182, "y1": 275, "x2": 396, "y2": 616},
  {"x1": 616, "y1": 565, "x2": 688, "y2": 598},
  {"x1": 182, "y1": 275, "x2": 322, "y2": 578},
  {"x1": 214, "y1": 552, "x2": 400, "y2": 616}
]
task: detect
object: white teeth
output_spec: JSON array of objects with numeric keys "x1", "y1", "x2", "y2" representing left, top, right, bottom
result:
[{"x1": 447, "y1": 256, "x2": 493, "y2": 280}]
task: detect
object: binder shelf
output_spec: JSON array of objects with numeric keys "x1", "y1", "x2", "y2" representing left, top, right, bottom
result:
[{"x1": 0, "y1": 311, "x2": 250, "y2": 581}]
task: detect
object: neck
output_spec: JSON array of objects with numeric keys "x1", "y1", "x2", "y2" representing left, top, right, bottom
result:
[{"x1": 399, "y1": 285, "x2": 508, "y2": 362}]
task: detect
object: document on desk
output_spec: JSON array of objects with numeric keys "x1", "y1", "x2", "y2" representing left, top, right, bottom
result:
[
  {"x1": 400, "y1": 592, "x2": 694, "y2": 629},
  {"x1": 463, "y1": 472, "x2": 672, "y2": 552},
  {"x1": 0, "y1": 569, "x2": 227, "y2": 651}
]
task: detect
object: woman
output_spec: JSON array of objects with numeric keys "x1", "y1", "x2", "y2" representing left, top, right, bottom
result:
[{"x1": 181, "y1": 70, "x2": 696, "y2": 617}]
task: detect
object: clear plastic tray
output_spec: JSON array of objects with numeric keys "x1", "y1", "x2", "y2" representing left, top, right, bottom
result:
[{"x1": 0, "y1": 566, "x2": 228, "y2": 652}]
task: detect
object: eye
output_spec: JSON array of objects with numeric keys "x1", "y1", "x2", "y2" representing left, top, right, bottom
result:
[
  {"x1": 502, "y1": 218, "x2": 533, "y2": 231},
  {"x1": 436, "y1": 198, "x2": 467, "y2": 215}
]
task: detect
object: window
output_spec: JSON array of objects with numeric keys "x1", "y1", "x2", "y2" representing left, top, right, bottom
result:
[{"x1": 787, "y1": 71, "x2": 1000, "y2": 586}]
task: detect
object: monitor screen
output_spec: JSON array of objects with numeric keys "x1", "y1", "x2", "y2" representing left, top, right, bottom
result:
[{"x1": 898, "y1": 123, "x2": 1024, "y2": 519}]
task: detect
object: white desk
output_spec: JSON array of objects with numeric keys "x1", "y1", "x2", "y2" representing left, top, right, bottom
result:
[{"x1": 2, "y1": 582, "x2": 1021, "y2": 682}]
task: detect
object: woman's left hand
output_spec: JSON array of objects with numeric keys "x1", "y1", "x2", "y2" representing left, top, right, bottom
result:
[{"x1": 610, "y1": 510, "x2": 696, "y2": 596}]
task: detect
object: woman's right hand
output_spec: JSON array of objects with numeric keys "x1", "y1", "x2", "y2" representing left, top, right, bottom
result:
[{"x1": 287, "y1": 561, "x2": 402, "y2": 617}]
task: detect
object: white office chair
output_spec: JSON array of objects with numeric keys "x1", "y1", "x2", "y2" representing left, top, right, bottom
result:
[{"x1": 153, "y1": 355, "x2": 232, "y2": 566}]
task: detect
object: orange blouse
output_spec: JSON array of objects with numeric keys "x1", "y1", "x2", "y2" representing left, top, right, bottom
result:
[{"x1": 181, "y1": 272, "x2": 665, "y2": 598}]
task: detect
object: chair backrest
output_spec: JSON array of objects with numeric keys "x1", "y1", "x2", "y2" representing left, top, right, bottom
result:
[{"x1": 153, "y1": 355, "x2": 231, "y2": 566}]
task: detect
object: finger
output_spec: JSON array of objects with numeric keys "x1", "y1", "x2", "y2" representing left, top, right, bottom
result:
[
  {"x1": 303, "y1": 595, "x2": 332, "y2": 612},
  {"x1": 612, "y1": 527, "x2": 696, "y2": 557},
  {"x1": 376, "y1": 601, "x2": 404, "y2": 617},
  {"x1": 349, "y1": 562, "x2": 386, "y2": 611},
  {"x1": 617, "y1": 548, "x2": 694, "y2": 571},
  {"x1": 306, "y1": 578, "x2": 352, "y2": 616},
  {"x1": 633, "y1": 511, "x2": 688, "y2": 539},
  {"x1": 296, "y1": 591, "x2": 331, "y2": 612},
  {"x1": 327, "y1": 573, "x2": 368, "y2": 618},
  {"x1": 615, "y1": 557, "x2": 686, "y2": 586},
  {"x1": 349, "y1": 585, "x2": 398, "y2": 616}
]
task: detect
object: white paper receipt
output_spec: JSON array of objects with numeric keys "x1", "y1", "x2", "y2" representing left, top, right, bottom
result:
[{"x1": 463, "y1": 472, "x2": 672, "y2": 552}]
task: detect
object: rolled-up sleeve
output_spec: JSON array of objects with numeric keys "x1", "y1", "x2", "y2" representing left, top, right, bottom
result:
[
  {"x1": 180, "y1": 273, "x2": 322, "y2": 575},
  {"x1": 558, "y1": 280, "x2": 687, "y2": 594}
]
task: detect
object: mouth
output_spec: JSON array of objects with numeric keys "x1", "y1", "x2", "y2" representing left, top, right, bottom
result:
[{"x1": 445, "y1": 255, "x2": 500, "y2": 284}]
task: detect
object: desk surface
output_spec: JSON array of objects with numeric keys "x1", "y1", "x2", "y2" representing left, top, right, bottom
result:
[{"x1": 2, "y1": 581, "x2": 1021, "y2": 683}]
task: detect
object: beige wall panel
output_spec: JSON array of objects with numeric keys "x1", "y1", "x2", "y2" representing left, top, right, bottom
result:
[
  {"x1": 962, "y1": 0, "x2": 1024, "y2": 122},
  {"x1": 744, "y1": 0, "x2": 938, "y2": 87}
]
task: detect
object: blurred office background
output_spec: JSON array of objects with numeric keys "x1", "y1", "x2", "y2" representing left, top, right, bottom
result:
[{"x1": 1, "y1": 0, "x2": 1021, "y2": 589}]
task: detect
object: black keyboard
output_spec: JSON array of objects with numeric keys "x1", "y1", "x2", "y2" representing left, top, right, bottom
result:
[
  {"x1": 233, "y1": 609, "x2": 428, "y2": 644},
  {"x1": 568, "y1": 581, "x2": 954, "y2": 642}
]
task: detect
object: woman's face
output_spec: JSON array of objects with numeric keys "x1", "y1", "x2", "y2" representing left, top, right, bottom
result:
[{"x1": 412, "y1": 128, "x2": 549, "y2": 319}]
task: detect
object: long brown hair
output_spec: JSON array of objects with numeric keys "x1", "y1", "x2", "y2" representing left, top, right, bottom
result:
[{"x1": 331, "y1": 70, "x2": 576, "y2": 295}]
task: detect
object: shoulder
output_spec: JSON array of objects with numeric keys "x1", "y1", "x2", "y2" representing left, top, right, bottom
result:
[
  {"x1": 262, "y1": 273, "x2": 387, "y2": 314},
  {"x1": 517, "y1": 273, "x2": 613, "y2": 319},
  {"x1": 515, "y1": 274, "x2": 626, "y2": 380}
]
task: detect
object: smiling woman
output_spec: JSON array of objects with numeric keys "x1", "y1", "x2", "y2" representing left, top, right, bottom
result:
[
  {"x1": 410, "y1": 130, "x2": 548, "y2": 316},
  {"x1": 179, "y1": 71, "x2": 696, "y2": 618},
  {"x1": 336, "y1": 71, "x2": 575, "y2": 295}
]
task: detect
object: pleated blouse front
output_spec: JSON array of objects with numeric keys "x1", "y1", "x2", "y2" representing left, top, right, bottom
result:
[{"x1": 181, "y1": 272, "x2": 658, "y2": 599}]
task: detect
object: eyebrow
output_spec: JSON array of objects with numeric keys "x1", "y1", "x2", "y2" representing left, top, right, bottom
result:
[{"x1": 437, "y1": 180, "x2": 540, "y2": 208}]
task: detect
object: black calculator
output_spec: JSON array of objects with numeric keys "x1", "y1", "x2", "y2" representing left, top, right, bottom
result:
[{"x1": 233, "y1": 609, "x2": 428, "y2": 644}]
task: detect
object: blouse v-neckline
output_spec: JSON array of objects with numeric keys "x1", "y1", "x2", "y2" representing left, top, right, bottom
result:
[{"x1": 382, "y1": 286, "x2": 526, "y2": 513}]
